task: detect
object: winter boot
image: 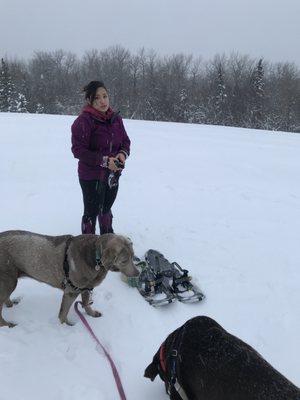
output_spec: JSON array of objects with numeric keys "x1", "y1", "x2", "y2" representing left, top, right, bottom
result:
[
  {"x1": 98, "y1": 210, "x2": 114, "y2": 235},
  {"x1": 81, "y1": 215, "x2": 96, "y2": 234}
]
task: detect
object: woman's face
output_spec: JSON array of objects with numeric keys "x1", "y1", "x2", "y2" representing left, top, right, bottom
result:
[{"x1": 92, "y1": 87, "x2": 109, "y2": 112}]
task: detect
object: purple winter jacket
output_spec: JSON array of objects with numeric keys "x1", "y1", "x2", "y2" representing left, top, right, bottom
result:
[{"x1": 71, "y1": 108, "x2": 130, "y2": 181}]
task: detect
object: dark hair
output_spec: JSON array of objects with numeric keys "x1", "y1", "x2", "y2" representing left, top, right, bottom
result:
[{"x1": 83, "y1": 81, "x2": 107, "y2": 103}]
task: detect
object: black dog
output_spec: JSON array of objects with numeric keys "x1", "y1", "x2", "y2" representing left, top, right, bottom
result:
[{"x1": 144, "y1": 316, "x2": 300, "y2": 400}]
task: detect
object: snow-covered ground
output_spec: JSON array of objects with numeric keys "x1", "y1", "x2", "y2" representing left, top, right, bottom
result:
[{"x1": 0, "y1": 112, "x2": 299, "y2": 399}]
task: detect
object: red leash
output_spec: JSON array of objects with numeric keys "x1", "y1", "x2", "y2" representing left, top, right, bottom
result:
[{"x1": 74, "y1": 301, "x2": 127, "y2": 400}]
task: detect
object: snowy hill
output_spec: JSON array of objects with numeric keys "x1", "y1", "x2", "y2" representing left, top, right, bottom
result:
[{"x1": 0, "y1": 112, "x2": 299, "y2": 399}]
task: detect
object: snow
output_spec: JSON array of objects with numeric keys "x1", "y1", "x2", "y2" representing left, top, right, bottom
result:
[{"x1": 0, "y1": 112, "x2": 299, "y2": 399}]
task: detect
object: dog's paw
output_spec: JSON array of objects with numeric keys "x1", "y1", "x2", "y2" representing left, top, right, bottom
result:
[
  {"x1": 5, "y1": 297, "x2": 21, "y2": 308},
  {"x1": 83, "y1": 305, "x2": 102, "y2": 318},
  {"x1": 60, "y1": 318, "x2": 75, "y2": 327},
  {"x1": 65, "y1": 319, "x2": 75, "y2": 326},
  {"x1": 0, "y1": 321, "x2": 17, "y2": 328}
]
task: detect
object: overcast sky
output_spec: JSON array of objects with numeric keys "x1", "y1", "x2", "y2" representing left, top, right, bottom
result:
[{"x1": 0, "y1": 0, "x2": 299, "y2": 65}]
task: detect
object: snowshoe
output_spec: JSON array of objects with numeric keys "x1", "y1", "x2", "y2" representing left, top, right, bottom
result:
[
  {"x1": 122, "y1": 256, "x2": 175, "y2": 307},
  {"x1": 170, "y1": 262, "x2": 205, "y2": 303},
  {"x1": 145, "y1": 250, "x2": 205, "y2": 303}
]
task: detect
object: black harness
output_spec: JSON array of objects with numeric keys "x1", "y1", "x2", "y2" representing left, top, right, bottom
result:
[
  {"x1": 62, "y1": 238, "x2": 103, "y2": 293},
  {"x1": 161, "y1": 325, "x2": 189, "y2": 400}
]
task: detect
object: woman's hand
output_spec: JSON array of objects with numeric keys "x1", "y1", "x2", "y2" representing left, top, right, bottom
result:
[
  {"x1": 117, "y1": 153, "x2": 126, "y2": 164},
  {"x1": 108, "y1": 157, "x2": 123, "y2": 172}
]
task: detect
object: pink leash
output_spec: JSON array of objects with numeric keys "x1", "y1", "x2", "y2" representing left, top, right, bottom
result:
[{"x1": 74, "y1": 301, "x2": 127, "y2": 400}]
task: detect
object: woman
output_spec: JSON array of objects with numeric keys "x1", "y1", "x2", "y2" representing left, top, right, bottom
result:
[{"x1": 71, "y1": 81, "x2": 130, "y2": 234}]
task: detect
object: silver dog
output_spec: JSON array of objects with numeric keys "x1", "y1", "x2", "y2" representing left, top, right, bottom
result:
[{"x1": 0, "y1": 230, "x2": 139, "y2": 327}]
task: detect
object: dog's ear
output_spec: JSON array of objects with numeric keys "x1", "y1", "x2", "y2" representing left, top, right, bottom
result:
[
  {"x1": 144, "y1": 355, "x2": 160, "y2": 381},
  {"x1": 144, "y1": 362, "x2": 159, "y2": 381},
  {"x1": 101, "y1": 247, "x2": 119, "y2": 270}
]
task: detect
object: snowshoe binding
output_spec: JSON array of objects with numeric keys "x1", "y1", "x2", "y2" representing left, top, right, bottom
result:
[
  {"x1": 123, "y1": 256, "x2": 175, "y2": 307},
  {"x1": 170, "y1": 261, "x2": 204, "y2": 302}
]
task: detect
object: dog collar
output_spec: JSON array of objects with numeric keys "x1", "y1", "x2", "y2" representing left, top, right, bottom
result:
[{"x1": 159, "y1": 342, "x2": 167, "y2": 374}]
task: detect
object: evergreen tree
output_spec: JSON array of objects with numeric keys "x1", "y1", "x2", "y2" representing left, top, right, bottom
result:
[
  {"x1": 15, "y1": 92, "x2": 28, "y2": 113},
  {"x1": 174, "y1": 88, "x2": 189, "y2": 122},
  {"x1": 35, "y1": 103, "x2": 45, "y2": 114},
  {"x1": 0, "y1": 58, "x2": 12, "y2": 111},
  {"x1": 0, "y1": 58, "x2": 25, "y2": 112},
  {"x1": 17, "y1": 78, "x2": 29, "y2": 113},
  {"x1": 250, "y1": 58, "x2": 265, "y2": 128},
  {"x1": 215, "y1": 63, "x2": 228, "y2": 124}
]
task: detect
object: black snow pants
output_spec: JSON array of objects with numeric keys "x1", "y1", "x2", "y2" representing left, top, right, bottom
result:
[{"x1": 79, "y1": 179, "x2": 119, "y2": 235}]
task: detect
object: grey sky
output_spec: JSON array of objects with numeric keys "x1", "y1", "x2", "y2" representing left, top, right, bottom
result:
[{"x1": 0, "y1": 0, "x2": 299, "y2": 65}]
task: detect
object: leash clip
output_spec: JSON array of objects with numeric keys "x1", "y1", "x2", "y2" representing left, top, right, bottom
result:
[{"x1": 95, "y1": 249, "x2": 102, "y2": 271}]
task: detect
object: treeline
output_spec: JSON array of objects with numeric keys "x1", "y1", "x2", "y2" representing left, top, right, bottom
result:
[{"x1": 0, "y1": 46, "x2": 299, "y2": 132}]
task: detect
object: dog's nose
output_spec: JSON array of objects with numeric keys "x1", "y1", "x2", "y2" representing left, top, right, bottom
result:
[{"x1": 129, "y1": 265, "x2": 140, "y2": 277}]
